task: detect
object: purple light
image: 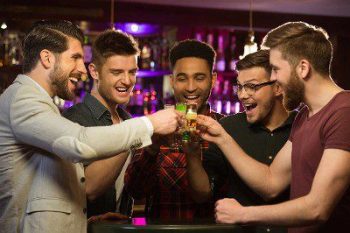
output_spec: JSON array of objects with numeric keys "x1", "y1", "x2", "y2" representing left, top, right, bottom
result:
[
  {"x1": 130, "y1": 23, "x2": 139, "y2": 32},
  {"x1": 116, "y1": 23, "x2": 160, "y2": 36},
  {"x1": 132, "y1": 217, "x2": 147, "y2": 226}
]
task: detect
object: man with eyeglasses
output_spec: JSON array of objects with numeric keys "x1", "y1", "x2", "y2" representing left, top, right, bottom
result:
[{"x1": 185, "y1": 50, "x2": 296, "y2": 233}]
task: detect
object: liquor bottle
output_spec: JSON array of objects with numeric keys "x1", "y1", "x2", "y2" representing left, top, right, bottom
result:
[
  {"x1": 229, "y1": 34, "x2": 238, "y2": 71},
  {"x1": 8, "y1": 33, "x2": 21, "y2": 65},
  {"x1": 216, "y1": 34, "x2": 226, "y2": 72},
  {"x1": 206, "y1": 31, "x2": 214, "y2": 48},
  {"x1": 160, "y1": 35, "x2": 169, "y2": 70},
  {"x1": 211, "y1": 79, "x2": 222, "y2": 113},
  {"x1": 195, "y1": 31, "x2": 203, "y2": 42},
  {"x1": 222, "y1": 80, "x2": 231, "y2": 114},
  {"x1": 149, "y1": 84, "x2": 158, "y2": 113},
  {"x1": 83, "y1": 35, "x2": 92, "y2": 63},
  {"x1": 140, "y1": 39, "x2": 152, "y2": 70},
  {"x1": 151, "y1": 38, "x2": 161, "y2": 70}
]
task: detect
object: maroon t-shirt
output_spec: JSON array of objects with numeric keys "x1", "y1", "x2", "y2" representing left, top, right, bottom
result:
[{"x1": 289, "y1": 91, "x2": 350, "y2": 233}]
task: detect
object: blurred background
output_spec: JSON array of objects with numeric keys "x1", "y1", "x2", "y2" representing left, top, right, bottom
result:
[{"x1": 1, "y1": 0, "x2": 350, "y2": 116}]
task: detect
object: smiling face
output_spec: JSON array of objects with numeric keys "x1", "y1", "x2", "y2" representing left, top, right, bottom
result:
[
  {"x1": 171, "y1": 57, "x2": 215, "y2": 113},
  {"x1": 270, "y1": 48, "x2": 305, "y2": 111},
  {"x1": 91, "y1": 54, "x2": 138, "y2": 107},
  {"x1": 50, "y1": 37, "x2": 87, "y2": 100},
  {"x1": 237, "y1": 67, "x2": 277, "y2": 124}
]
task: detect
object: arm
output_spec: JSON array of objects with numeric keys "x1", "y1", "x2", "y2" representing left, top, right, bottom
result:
[
  {"x1": 184, "y1": 141, "x2": 212, "y2": 203},
  {"x1": 197, "y1": 115, "x2": 291, "y2": 200},
  {"x1": 216, "y1": 148, "x2": 350, "y2": 226},
  {"x1": 10, "y1": 87, "x2": 178, "y2": 162},
  {"x1": 85, "y1": 151, "x2": 129, "y2": 201}
]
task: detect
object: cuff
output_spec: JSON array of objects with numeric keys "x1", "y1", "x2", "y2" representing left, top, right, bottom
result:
[{"x1": 140, "y1": 116, "x2": 154, "y2": 136}]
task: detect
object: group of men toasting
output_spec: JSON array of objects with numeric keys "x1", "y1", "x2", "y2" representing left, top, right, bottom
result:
[{"x1": 0, "y1": 18, "x2": 349, "y2": 233}]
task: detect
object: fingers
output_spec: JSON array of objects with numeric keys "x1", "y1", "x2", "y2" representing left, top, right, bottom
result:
[{"x1": 87, "y1": 212, "x2": 129, "y2": 223}]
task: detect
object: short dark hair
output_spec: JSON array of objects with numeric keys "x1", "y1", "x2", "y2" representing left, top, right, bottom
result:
[
  {"x1": 236, "y1": 50, "x2": 271, "y2": 75},
  {"x1": 261, "y1": 21, "x2": 332, "y2": 75},
  {"x1": 92, "y1": 30, "x2": 139, "y2": 69},
  {"x1": 169, "y1": 39, "x2": 216, "y2": 73},
  {"x1": 22, "y1": 20, "x2": 84, "y2": 73}
]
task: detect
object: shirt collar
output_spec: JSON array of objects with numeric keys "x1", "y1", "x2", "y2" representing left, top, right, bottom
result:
[
  {"x1": 249, "y1": 110, "x2": 298, "y2": 132},
  {"x1": 83, "y1": 93, "x2": 111, "y2": 120},
  {"x1": 83, "y1": 93, "x2": 131, "y2": 121}
]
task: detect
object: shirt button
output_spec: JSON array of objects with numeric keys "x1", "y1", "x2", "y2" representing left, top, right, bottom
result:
[
  {"x1": 80, "y1": 177, "x2": 85, "y2": 183},
  {"x1": 270, "y1": 133, "x2": 274, "y2": 136},
  {"x1": 266, "y1": 228, "x2": 271, "y2": 232},
  {"x1": 268, "y1": 156, "x2": 273, "y2": 160},
  {"x1": 83, "y1": 208, "x2": 87, "y2": 214}
]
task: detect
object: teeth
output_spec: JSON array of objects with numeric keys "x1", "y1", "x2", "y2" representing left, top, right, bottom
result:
[
  {"x1": 244, "y1": 103, "x2": 257, "y2": 111},
  {"x1": 116, "y1": 87, "x2": 128, "y2": 92},
  {"x1": 69, "y1": 77, "x2": 78, "y2": 83},
  {"x1": 185, "y1": 95, "x2": 199, "y2": 100}
]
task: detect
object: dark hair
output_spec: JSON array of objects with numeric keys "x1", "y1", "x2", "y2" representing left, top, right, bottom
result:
[
  {"x1": 236, "y1": 50, "x2": 271, "y2": 75},
  {"x1": 92, "y1": 30, "x2": 139, "y2": 68},
  {"x1": 261, "y1": 21, "x2": 332, "y2": 75},
  {"x1": 22, "y1": 20, "x2": 84, "y2": 73},
  {"x1": 169, "y1": 39, "x2": 216, "y2": 73}
]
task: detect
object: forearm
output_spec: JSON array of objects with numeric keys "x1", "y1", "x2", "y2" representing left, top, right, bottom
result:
[
  {"x1": 240, "y1": 195, "x2": 327, "y2": 227},
  {"x1": 186, "y1": 153, "x2": 212, "y2": 203},
  {"x1": 85, "y1": 152, "x2": 129, "y2": 201},
  {"x1": 217, "y1": 134, "x2": 277, "y2": 199},
  {"x1": 12, "y1": 102, "x2": 152, "y2": 162}
]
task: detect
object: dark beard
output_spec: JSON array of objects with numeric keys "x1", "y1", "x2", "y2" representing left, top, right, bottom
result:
[
  {"x1": 50, "y1": 64, "x2": 75, "y2": 100},
  {"x1": 283, "y1": 71, "x2": 304, "y2": 111}
]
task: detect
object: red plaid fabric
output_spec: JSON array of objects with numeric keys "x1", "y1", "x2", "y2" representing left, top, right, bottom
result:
[{"x1": 124, "y1": 110, "x2": 223, "y2": 220}]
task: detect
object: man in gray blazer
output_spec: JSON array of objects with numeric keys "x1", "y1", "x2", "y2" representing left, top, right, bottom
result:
[{"x1": 0, "y1": 20, "x2": 178, "y2": 233}]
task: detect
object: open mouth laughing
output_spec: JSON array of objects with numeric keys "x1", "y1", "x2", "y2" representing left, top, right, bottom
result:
[{"x1": 243, "y1": 103, "x2": 258, "y2": 113}]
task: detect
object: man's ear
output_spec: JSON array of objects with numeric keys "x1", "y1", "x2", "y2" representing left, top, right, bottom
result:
[
  {"x1": 297, "y1": 59, "x2": 311, "y2": 80},
  {"x1": 39, "y1": 49, "x2": 55, "y2": 69},
  {"x1": 273, "y1": 81, "x2": 284, "y2": 97},
  {"x1": 88, "y1": 63, "x2": 99, "y2": 81},
  {"x1": 211, "y1": 72, "x2": 217, "y2": 88}
]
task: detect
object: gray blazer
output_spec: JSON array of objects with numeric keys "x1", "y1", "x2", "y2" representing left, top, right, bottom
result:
[{"x1": 0, "y1": 75, "x2": 152, "y2": 233}]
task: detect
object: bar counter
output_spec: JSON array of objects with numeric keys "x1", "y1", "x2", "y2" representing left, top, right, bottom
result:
[{"x1": 88, "y1": 218, "x2": 248, "y2": 233}]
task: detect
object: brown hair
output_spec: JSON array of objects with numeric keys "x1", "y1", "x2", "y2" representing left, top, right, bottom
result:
[
  {"x1": 22, "y1": 20, "x2": 84, "y2": 73},
  {"x1": 236, "y1": 49, "x2": 271, "y2": 75},
  {"x1": 261, "y1": 21, "x2": 332, "y2": 75},
  {"x1": 92, "y1": 30, "x2": 139, "y2": 69}
]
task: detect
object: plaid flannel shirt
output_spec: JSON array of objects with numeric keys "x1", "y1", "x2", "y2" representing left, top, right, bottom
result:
[{"x1": 124, "y1": 109, "x2": 224, "y2": 220}]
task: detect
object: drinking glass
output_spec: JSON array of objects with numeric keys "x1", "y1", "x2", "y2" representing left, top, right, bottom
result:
[{"x1": 164, "y1": 104, "x2": 179, "y2": 150}]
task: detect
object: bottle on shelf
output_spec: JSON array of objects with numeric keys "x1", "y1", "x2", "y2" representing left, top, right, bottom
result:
[
  {"x1": 83, "y1": 35, "x2": 92, "y2": 63},
  {"x1": 140, "y1": 39, "x2": 152, "y2": 70},
  {"x1": 8, "y1": 33, "x2": 21, "y2": 66},
  {"x1": 216, "y1": 34, "x2": 226, "y2": 72},
  {"x1": 222, "y1": 79, "x2": 232, "y2": 115},
  {"x1": 160, "y1": 35, "x2": 169, "y2": 70},
  {"x1": 229, "y1": 33, "x2": 238, "y2": 71},
  {"x1": 210, "y1": 79, "x2": 222, "y2": 114}
]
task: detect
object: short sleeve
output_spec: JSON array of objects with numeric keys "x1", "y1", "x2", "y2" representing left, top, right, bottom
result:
[{"x1": 323, "y1": 107, "x2": 350, "y2": 151}]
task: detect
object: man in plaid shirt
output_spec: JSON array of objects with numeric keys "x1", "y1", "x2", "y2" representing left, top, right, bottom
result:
[{"x1": 125, "y1": 39, "x2": 224, "y2": 220}]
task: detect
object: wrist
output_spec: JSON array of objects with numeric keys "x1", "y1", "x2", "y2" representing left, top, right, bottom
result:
[{"x1": 217, "y1": 132, "x2": 231, "y2": 148}]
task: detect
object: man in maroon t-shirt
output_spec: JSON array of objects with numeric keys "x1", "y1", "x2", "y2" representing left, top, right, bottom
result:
[{"x1": 194, "y1": 22, "x2": 350, "y2": 233}]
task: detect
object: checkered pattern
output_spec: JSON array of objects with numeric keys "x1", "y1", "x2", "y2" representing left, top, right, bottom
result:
[{"x1": 124, "y1": 110, "x2": 223, "y2": 220}]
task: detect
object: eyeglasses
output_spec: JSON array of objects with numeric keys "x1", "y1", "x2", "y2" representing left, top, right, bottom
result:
[{"x1": 234, "y1": 80, "x2": 276, "y2": 96}]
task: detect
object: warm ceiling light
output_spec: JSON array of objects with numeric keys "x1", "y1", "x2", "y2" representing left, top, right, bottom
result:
[
  {"x1": 240, "y1": 0, "x2": 258, "y2": 59},
  {"x1": 1, "y1": 22, "x2": 7, "y2": 30}
]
